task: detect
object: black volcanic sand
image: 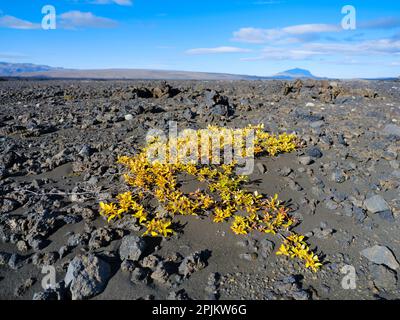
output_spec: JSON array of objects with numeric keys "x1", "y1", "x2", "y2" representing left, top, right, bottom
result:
[{"x1": 0, "y1": 79, "x2": 400, "y2": 300}]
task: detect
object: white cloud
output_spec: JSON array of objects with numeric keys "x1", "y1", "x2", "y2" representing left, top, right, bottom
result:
[
  {"x1": 91, "y1": 0, "x2": 133, "y2": 5},
  {"x1": 282, "y1": 24, "x2": 340, "y2": 34},
  {"x1": 241, "y1": 48, "x2": 323, "y2": 61},
  {"x1": 0, "y1": 15, "x2": 40, "y2": 29},
  {"x1": 186, "y1": 46, "x2": 252, "y2": 55},
  {"x1": 0, "y1": 52, "x2": 28, "y2": 59},
  {"x1": 232, "y1": 18, "x2": 400, "y2": 45},
  {"x1": 233, "y1": 24, "x2": 341, "y2": 43},
  {"x1": 306, "y1": 39, "x2": 400, "y2": 55},
  {"x1": 360, "y1": 17, "x2": 400, "y2": 30},
  {"x1": 0, "y1": 11, "x2": 117, "y2": 30},
  {"x1": 240, "y1": 38, "x2": 400, "y2": 63},
  {"x1": 232, "y1": 27, "x2": 280, "y2": 43},
  {"x1": 59, "y1": 11, "x2": 118, "y2": 29}
]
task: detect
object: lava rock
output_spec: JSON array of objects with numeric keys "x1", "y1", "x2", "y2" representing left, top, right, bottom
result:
[
  {"x1": 167, "y1": 289, "x2": 190, "y2": 300},
  {"x1": 120, "y1": 259, "x2": 136, "y2": 273},
  {"x1": 150, "y1": 262, "x2": 170, "y2": 284},
  {"x1": 256, "y1": 162, "x2": 267, "y2": 174},
  {"x1": 382, "y1": 124, "x2": 400, "y2": 137},
  {"x1": 307, "y1": 147, "x2": 323, "y2": 159},
  {"x1": 88, "y1": 227, "x2": 114, "y2": 250},
  {"x1": 179, "y1": 250, "x2": 210, "y2": 278},
  {"x1": 361, "y1": 245, "x2": 399, "y2": 270},
  {"x1": 337, "y1": 134, "x2": 347, "y2": 146},
  {"x1": 28, "y1": 235, "x2": 49, "y2": 251},
  {"x1": 0, "y1": 252, "x2": 11, "y2": 265},
  {"x1": 131, "y1": 267, "x2": 149, "y2": 282},
  {"x1": 32, "y1": 290, "x2": 59, "y2": 301},
  {"x1": 64, "y1": 254, "x2": 111, "y2": 300},
  {"x1": 32, "y1": 282, "x2": 66, "y2": 301},
  {"x1": 14, "y1": 277, "x2": 36, "y2": 297},
  {"x1": 119, "y1": 235, "x2": 147, "y2": 261},
  {"x1": 294, "y1": 110, "x2": 323, "y2": 122},
  {"x1": 183, "y1": 108, "x2": 196, "y2": 121},
  {"x1": 142, "y1": 254, "x2": 161, "y2": 269},
  {"x1": 78, "y1": 145, "x2": 93, "y2": 157},
  {"x1": 259, "y1": 239, "x2": 275, "y2": 259},
  {"x1": 378, "y1": 210, "x2": 395, "y2": 222},
  {"x1": 16, "y1": 240, "x2": 29, "y2": 252},
  {"x1": 210, "y1": 104, "x2": 232, "y2": 117},
  {"x1": 298, "y1": 156, "x2": 313, "y2": 165},
  {"x1": 370, "y1": 264, "x2": 398, "y2": 292},
  {"x1": 8, "y1": 253, "x2": 23, "y2": 269},
  {"x1": 331, "y1": 170, "x2": 346, "y2": 183},
  {"x1": 364, "y1": 195, "x2": 390, "y2": 214},
  {"x1": 67, "y1": 233, "x2": 85, "y2": 247},
  {"x1": 124, "y1": 114, "x2": 134, "y2": 121}
]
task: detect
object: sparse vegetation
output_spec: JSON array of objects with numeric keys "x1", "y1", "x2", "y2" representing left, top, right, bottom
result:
[{"x1": 99, "y1": 124, "x2": 322, "y2": 272}]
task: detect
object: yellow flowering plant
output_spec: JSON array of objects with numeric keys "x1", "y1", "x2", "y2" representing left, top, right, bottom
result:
[
  {"x1": 98, "y1": 124, "x2": 322, "y2": 272},
  {"x1": 276, "y1": 234, "x2": 323, "y2": 272}
]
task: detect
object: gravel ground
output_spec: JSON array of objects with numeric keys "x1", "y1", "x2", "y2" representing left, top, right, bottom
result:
[{"x1": 0, "y1": 79, "x2": 399, "y2": 300}]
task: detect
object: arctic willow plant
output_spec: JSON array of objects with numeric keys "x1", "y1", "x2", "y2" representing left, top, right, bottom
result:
[{"x1": 99, "y1": 124, "x2": 322, "y2": 272}]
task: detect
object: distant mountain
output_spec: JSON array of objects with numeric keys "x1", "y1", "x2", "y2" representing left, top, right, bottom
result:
[
  {"x1": 0, "y1": 62, "x2": 322, "y2": 80},
  {"x1": 0, "y1": 62, "x2": 264, "y2": 80},
  {"x1": 272, "y1": 68, "x2": 320, "y2": 79},
  {"x1": 0, "y1": 62, "x2": 62, "y2": 77}
]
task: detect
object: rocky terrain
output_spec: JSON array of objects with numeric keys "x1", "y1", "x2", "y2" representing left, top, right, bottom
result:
[{"x1": 0, "y1": 78, "x2": 399, "y2": 300}]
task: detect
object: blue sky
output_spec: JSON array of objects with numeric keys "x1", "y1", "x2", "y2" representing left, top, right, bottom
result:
[{"x1": 0, "y1": 0, "x2": 399, "y2": 78}]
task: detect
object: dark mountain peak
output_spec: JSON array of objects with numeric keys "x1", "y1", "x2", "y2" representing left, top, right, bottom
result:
[
  {"x1": 273, "y1": 68, "x2": 318, "y2": 79},
  {"x1": 283, "y1": 68, "x2": 313, "y2": 76}
]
